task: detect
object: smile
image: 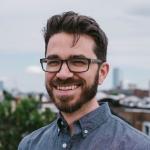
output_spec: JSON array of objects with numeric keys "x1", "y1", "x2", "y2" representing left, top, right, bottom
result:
[{"x1": 55, "y1": 85, "x2": 79, "y2": 91}]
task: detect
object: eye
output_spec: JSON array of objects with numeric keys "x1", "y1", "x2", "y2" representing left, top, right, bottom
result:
[
  {"x1": 70, "y1": 59, "x2": 88, "y2": 66},
  {"x1": 47, "y1": 59, "x2": 60, "y2": 66}
]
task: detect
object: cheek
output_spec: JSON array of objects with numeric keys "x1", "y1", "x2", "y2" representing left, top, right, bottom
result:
[
  {"x1": 45, "y1": 73, "x2": 55, "y2": 84},
  {"x1": 78, "y1": 72, "x2": 95, "y2": 86},
  {"x1": 86, "y1": 66, "x2": 98, "y2": 79}
]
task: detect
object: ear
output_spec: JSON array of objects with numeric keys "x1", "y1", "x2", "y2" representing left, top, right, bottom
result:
[{"x1": 98, "y1": 62, "x2": 109, "y2": 85}]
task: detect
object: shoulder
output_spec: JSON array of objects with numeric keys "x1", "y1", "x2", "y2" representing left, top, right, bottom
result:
[
  {"x1": 18, "y1": 120, "x2": 57, "y2": 150},
  {"x1": 110, "y1": 114, "x2": 150, "y2": 149}
]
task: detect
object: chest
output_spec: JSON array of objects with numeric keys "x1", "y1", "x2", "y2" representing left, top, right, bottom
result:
[{"x1": 31, "y1": 129, "x2": 115, "y2": 150}]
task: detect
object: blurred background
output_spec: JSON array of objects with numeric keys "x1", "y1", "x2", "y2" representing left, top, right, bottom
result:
[{"x1": 0, "y1": 0, "x2": 150, "y2": 149}]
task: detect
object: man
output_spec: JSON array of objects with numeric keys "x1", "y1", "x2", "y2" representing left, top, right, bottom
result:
[{"x1": 18, "y1": 11, "x2": 150, "y2": 150}]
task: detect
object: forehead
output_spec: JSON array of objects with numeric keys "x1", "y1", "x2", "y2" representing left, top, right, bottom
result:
[{"x1": 46, "y1": 32, "x2": 97, "y2": 58}]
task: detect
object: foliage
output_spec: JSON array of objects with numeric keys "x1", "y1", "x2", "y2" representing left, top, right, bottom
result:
[
  {"x1": 2, "y1": 90, "x2": 14, "y2": 101},
  {"x1": 0, "y1": 98, "x2": 56, "y2": 150}
]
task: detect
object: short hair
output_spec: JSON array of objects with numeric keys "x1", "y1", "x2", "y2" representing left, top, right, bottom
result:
[{"x1": 43, "y1": 11, "x2": 108, "y2": 61}]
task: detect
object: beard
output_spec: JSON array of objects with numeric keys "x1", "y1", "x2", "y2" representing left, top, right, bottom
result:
[{"x1": 46, "y1": 71, "x2": 99, "y2": 113}]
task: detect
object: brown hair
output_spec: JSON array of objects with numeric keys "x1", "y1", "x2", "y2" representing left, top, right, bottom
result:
[{"x1": 43, "y1": 11, "x2": 108, "y2": 61}]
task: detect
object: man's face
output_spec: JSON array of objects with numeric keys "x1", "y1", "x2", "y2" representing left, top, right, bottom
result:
[{"x1": 45, "y1": 32, "x2": 106, "y2": 113}]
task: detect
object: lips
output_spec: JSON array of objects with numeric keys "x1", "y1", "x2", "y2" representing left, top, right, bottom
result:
[
  {"x1": 51, "y1": 78, "x2": 83, "y2": 91},
  {"x1": 52, "y1": 83, "x2": 80, "y2": 99},
  {"x1": 56, "y1": 85, "x2": 79, "y2": 91}
]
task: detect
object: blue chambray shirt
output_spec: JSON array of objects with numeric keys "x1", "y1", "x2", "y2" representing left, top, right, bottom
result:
[{"x1": 18, "y1": 102, "x2": 150, "y2": 150}]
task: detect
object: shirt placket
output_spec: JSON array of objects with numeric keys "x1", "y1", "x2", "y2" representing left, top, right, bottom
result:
[
  {"x1": 59, "y1": 131, "x2": 72, "y2": 150},
  {"x1": 59, "y1": 121, "x2": 83, "y2": 150}
]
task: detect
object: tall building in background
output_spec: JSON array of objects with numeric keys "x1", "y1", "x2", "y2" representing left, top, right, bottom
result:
[
  {"x1": 112, "y1": 68, "x2": 122, "y2": 89},
  {"x1": 149, "y1": 80, "x2": 150, "y2": 97},
  {"x1": 0, "y1": 80, "x2": 4, "y2": 91},
  {"x1": 0, "y1": 81, "x2": 4, "y2": 101}
]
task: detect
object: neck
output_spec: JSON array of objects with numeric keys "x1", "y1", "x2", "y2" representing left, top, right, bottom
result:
[{"x1": 61, "y1": 98, "x2": 99, "y2": 131}]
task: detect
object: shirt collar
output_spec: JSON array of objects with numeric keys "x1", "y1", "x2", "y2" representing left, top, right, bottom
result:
[
  {"x1": 57, "y1": 113, "x2": 68, "y2": 134},
  {"x1": 79, "y1": 102, "x2": 111, "y2": 137},
  {"x1": 56, "y1": 102, "x2": 111, "y2": 137}
]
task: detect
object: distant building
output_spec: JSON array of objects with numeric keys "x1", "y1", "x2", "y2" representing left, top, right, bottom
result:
[
  {"x1": 0, "y1": 81, "x2": 4, "y2": 101},
  {"x1": 0, "y1": 80, "x2": 4, "y2": 91},
  {"x1": 133, "y1": 89, "x2": 149, "y2": 98},
  {"x1": 143, "y1": 122, "x2": 150, "y2": 136},
  {"x1": 128, "y1": 83, "x2": 137, "y2": 90},
  {"x1": 148, "y1": 80, "x2": 150, "y2": 97},
  {"x1": 112, "y1": 68, "x2": 122, "y2": 89}
]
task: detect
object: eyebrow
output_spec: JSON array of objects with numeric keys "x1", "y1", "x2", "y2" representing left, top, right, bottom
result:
[
  {"x1": 46, "y1": 54, "x2": 88, "y2": 60},
  {"x1": 46, "y1": 55, "x2": 60, "y2": 59},
  {"x1": 69, "y1": 55, "x2": 87, "y2": 59}
]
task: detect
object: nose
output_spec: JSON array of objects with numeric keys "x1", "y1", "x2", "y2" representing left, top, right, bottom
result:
[{"x1": 56, "y1": 62, "x2": 73, "y2": 79}]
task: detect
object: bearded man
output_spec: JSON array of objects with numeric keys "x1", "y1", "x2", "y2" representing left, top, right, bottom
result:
[{"x1": 18, "y1": 11, "x2": 150, "y2": 150}]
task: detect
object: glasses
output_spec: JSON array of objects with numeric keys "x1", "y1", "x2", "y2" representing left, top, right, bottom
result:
[{"x1": 40, "y1": 57, "x2": 103, "y2": 73}]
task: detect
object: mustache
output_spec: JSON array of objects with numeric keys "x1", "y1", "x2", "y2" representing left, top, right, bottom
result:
[{"x1": 51, "y1": 78, "x2": 84, "y2": 86}]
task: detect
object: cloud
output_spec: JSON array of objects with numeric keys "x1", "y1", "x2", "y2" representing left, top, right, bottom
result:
[
  {"x1": 127, "y1": 3, "x2": 150, "y2": 17},
  {"x1": 0, "y1": 76, "x2": 9, "y2": 82},
  {"x1": 26, "y1": 65, "x2": 43, "y2": 75}
]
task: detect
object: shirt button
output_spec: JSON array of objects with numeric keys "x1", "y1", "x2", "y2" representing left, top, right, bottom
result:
[
  {"x1": 62, "y1": 143, "x2": 67, "y2": 149},
  {"x1": 84, "y1": 129, "x2": 88, "y2": 134},
  {"x1": 57, "y1": 128, "x2": 60, "y2": 132},
  {"x1": 61, "y1": 121, "x2": 64, "y2": 125}
]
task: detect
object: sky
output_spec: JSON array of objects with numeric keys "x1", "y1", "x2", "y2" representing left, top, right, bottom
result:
[{"x1": 0, "y1": 0, "x2": 150, "y2": 93}]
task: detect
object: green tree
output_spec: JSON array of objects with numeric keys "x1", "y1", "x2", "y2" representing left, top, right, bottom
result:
[{"x1": 0, "y1": 98, "x2": 56, "y2": 150}]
